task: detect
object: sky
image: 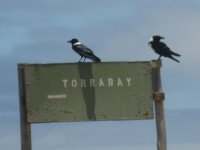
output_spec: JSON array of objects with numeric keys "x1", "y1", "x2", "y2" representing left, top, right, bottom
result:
[{"x1": 0, "y1": 0, "x2": 200, "y2": 150}]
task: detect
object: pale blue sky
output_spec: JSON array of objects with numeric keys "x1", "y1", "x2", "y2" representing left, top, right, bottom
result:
[{"x1": 0, "y1": 0, "x2": 200, "y2": 150}]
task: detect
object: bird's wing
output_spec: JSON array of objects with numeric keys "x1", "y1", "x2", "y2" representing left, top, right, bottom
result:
[
  {"x1": 75, "y1": 44, "x2": 94, "y2": 54},
  {"x1": 159, "y1": 42, "x2": 174, "y2": 54},
  {"x1": 159, "y1": 42, "x2": 171, "y2": 51},
  {"x1": 159, "y1": 42, "x2": 181, "y2": 57}
]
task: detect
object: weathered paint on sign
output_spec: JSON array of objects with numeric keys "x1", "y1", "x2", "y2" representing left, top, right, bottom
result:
[{"x1": 21, "y1": 61, "x2": 154, "y2": 123}]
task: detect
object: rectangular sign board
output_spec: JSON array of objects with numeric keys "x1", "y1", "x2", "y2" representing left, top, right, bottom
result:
[{"x1": 18, "y1": 61, "x2": 154, "y2": 123}]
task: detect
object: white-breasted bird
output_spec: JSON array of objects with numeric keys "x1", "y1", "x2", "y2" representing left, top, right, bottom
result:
[
  {"x1": 68, "y1": 38, "x2": 101, "y2": 63},
  {"x1": 148, "y1": 35, "x2": 181, "y2": 62}
]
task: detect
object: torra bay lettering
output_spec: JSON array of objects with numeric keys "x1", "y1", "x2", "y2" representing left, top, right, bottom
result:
[
  {"x1": 62, "y1": 77, "x2": 132, "y2": 88},
  {"x1": 19, "y1": 62, "x2": 154, "y2": 123}
]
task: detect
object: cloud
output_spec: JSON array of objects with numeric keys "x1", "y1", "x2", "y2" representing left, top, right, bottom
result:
[
  {"x1": 0, "y1": 134, "x2": 20, "y2": 150},
  {"x1": 0, "y1": 109, "x2": 199, "y2": 150},
  {"x1": 1, "y1": 2, "x2": 200, "y2": 150},
  {"x1": 1, "y1": 0, "x2": 200, "y2": 116},
  {"x1": 2, "y1": 0, "x2": 200, "y2": 63},
  {"x1": 168, "y1": 143, "x2": 200, "y2": 150}
]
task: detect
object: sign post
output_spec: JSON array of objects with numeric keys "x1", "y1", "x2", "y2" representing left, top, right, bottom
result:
[
  {"x1": 18, "y1": 60, "x2": 166, "y2": 150},
  {"x1": 151, "y1": 60, "x2": 167, "y2": 150},
  {"x1": 18, "y1": 64, "x2": 32, "y2": 150}
]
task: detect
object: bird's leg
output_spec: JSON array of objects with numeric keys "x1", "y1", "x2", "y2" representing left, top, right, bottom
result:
[
  {"x1": 79, "y1": 56, "x2": 83, "y2": 62},
  {"x1": 83, "y1": 57, "x2": 86, "y2": 62},
  {"x1": 157, "y1": 55, "x2": 161, "y2": 60}
]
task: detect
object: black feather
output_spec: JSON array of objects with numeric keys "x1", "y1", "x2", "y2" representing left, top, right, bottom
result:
[
  {"x1": 148, "y1": 35, "x2": 181, "y2": 63},
  {"x1": 68, "y1": 38, "x2": 101, "y2": 63}
]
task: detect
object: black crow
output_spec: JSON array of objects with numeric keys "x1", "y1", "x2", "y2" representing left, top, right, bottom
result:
[
  {"x1": 68, "y1": 38, "x2": 101, "y2": 63},
  {"x1": 148, "y1": 35, "x2": 181, "y2": 62}
]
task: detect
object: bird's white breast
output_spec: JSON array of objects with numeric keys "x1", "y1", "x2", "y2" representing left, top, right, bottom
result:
[
  {"x1": 73, "y1": 42, "x2": 82, "y2": 46},
  {"x1": 149, "y1": 37, "x2": 153, "y2": 42}
]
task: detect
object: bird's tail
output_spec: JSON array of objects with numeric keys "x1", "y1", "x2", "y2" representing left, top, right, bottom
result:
[
  {"x1": 91, "y1": 55, "x2": 101, "y2": 63},
  {"x1": 171, "y1": 51, "x2": 181, "y2": 57},
  {"x1": 170, "y1": 56, "x2": 180, "y2": 63}
]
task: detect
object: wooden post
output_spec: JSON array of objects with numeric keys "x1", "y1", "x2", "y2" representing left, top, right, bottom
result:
[
  {"x1": 151, "y1": 60, "x2": 167, "y2": 150},
  {"x1": 18, "y1": 64, "x2": 32, "y2": 150}
]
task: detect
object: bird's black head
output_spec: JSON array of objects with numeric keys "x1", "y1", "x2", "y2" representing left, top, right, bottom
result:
[
  {"x1": 151, "y1": 35, "x2": 165, "y2": 42},
  {"x1": 68, "y1": 38, "x2": 79, "y2": 44}
]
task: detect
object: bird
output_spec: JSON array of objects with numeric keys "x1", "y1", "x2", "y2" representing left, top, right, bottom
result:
[
  {"x1": 148, "y1": 35, "x2": 181, "y2": 62},
  {"x1": 68, "y1": 38, "x2": 101, "y2": 63}
]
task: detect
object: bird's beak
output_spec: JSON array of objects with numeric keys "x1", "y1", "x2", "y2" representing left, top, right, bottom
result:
[
  {"x1": 161, "y1": 37, "x2": 165, "y2": 39},
  {"x1": 67, "y1": 40, "x2": 71, "y2": 43}
]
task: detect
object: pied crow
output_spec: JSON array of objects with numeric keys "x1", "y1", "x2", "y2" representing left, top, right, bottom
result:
[
  {"x1": 68, "y1": 38, "x2": 101, "y2": 63},
  {"x1": 148, "y1": 35, "x2": 181, "y2": 62}
]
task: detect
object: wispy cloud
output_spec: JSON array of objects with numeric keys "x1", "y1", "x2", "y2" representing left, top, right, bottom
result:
[
  {"x1": 0, "y1": 109, "x2": 199, "y2": 150},
  {"x1": 1, "y1": 1, "x2": 200, "y2": 149}
]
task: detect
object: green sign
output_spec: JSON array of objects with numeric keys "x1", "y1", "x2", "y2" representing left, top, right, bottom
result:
[{"x1": 20, "y1": 61, "x2": 154, "y2": 123}]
